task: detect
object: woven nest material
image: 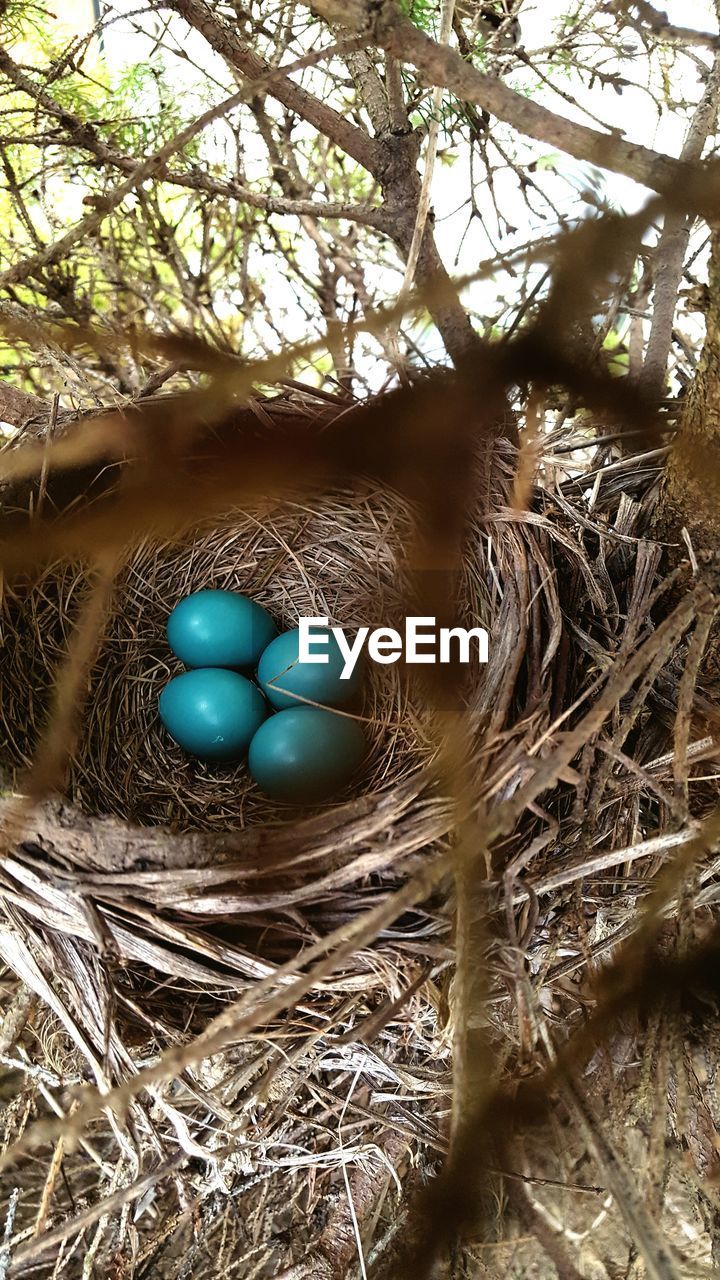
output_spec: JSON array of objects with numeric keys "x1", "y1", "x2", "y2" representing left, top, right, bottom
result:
[
  {"x1": 4, "y1": 392, "x2": 719, "y2": 1276},
  {"x1": 0, "y1": 416, "x2": 677, "y2": 985},
  {"x1": 0, "y1": 411, "x2": 528, "y2": 997},
  {"x1": 1, "y1": 488, "x2": 436, "y2": 831}
]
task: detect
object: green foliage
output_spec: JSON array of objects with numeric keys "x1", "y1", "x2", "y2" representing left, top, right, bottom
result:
[
  {"x1": 2, "y1": 0, "x2": 49, "y2": 43},
  {"x1": 50, "y1": 61, "x2": 202, "y2": 161},
  {"x1": 535, "y1": 152, "x2": 561, "y2": 173},
  {"x1": 397, "y1": 0, "x2": 436, "y2": 31},
  {"x1": 7, "y1": 3, "x2": 206, "y2": 160},
  {"x1": 103, "y1": 63, "x2": 204, "y2": 159},
  {"x1": 0, "y1": 0, "x2": 694, "y2": 396},
  {"x1": 602, "y1": 329, "x2": 630, "y2": 377}
]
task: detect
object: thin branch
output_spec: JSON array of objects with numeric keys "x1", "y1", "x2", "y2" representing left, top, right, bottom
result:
[
  {"x1": 620, "y1": 0, "x2": 720, "y2": 50},
  {"x1": 0, "y1": 383, "x2": 45, "y2": 429},
  {"x1": 641, "y1": 51, "x2": 720, "y2": 393},
  {"x1": 3, "y1": 1158, "x2": 187, "y2": 1268},
  {"x1": 400, "y1": 0, "x2": 455, "y2": 295},
  {"x1": 309, "y1": 0, "x2": 714, "y2": 195},
  {"x1": 167, "y1": 0, "x2": 488, "y2": 366},
  {"x1": 165, "y1": 0, "x2": 381, "y2": 175},
  {"x1": 0, "y1": 41, "x2": 367, "y2": 291},
  {"x1": 0, "y1": 46, "x2": 385, "y2": 230}
]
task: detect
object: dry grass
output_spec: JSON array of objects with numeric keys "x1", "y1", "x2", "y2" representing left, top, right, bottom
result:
[{"x1": 0, "y1": 378, "x2": 719, "y2": 1279}]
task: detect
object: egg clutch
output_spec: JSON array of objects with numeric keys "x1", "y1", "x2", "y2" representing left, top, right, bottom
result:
[{"x1": 158, "y1": 589, "x2": 365, "y2": 803}]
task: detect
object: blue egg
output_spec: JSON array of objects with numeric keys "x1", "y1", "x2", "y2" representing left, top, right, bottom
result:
[
  {"x1": 159, "y1": 668, "x2": 268, "y2": 762},
  {"x1": 248, "y1": 707, "x2": 365, "y2": 802},
  {"x1": 256, "y1": 626, "x2": 362, "y2": 711},
  {"x1": 167, "y1": 589, "x2": 277, "y2": 669}
]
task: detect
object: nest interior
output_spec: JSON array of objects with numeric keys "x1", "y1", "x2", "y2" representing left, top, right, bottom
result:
[{"x1": 1, "y1": 487, "x2": 435, "y2": 831}]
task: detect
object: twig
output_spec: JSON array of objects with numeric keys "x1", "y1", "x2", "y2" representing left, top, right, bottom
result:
[
  {"x1": 0, "y1": 1190, "x2": 18, "y2": 1280},
  {"x1": 3, "y1": 1158, "x2": 186, "y2": 1268},
  {"x1": 673, "y1": 595, "x2": 718, "y2": 814},
  {"x1": 34, "y1": 393, "x2": 58, "y2": 519},
  {"x1": 309, "y1": 0, "x2": 711, "y2": 195},
  {"x1": 0, "y1": 40, "x2": 367, "y2": 291},
  {"x1": 511, "y1": 826, "x2": 702, "y2": 904},
  {"x1": 620, "y1": 0, "x2": 720, "y2": 50},
  {"x1": 399, "y1": 0, "x2": 456, "y2": 295},
  {"x1": 641, "y1": 51, "x2": 720, "y2": 394}
]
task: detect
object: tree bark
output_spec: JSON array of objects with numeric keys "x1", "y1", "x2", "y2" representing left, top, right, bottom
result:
[
  {"x1": 0, "y1": 383, "x2": 46, "y2": 430},
  {"x1": 640, "y1": 53, "x2": 720, "y2": 395},
  {"x1": 308, "y1": 0, "x2": 702, "y2": 197},
  {"x1": 653, "y1": 225, "x2": 720, "y2": 680},
  {"x1": 655, "y1": 224, "x2": 720, "y2": 559}
]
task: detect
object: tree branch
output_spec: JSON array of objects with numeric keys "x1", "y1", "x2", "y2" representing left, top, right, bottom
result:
[
  {"x1": 619, "y1": 0, "x2": 720, "y2": 50},
  {"x1": 0, "y1": 783, "x2": 434, "y2": 877},
  {"x1": 164, "y1": 0, "x2": 381, "y2": 175},
  {"x1": 0, "y1": 10, "x2": 485, "y2": 367},
  {"x1": 0, "y1": 43, "x2": 368, "y2": 291},
  {"x1": 400, "y1": 0, "x2": 456, "y2": 294},
  {"x1": 641, "y1": 51, "x2": 720, "y2": 394},
  {"x1": 309, "y1": 0, "x2": 707, "y2": 194},
  {"x1": 167, "y1": 1, "x2": 490, "y2": 367},
  {"x1": 0, "y1": 383, "x2": 45, "y2": 429},
  {"x1": 0, "y1": 47, "x2": 388, "y2": 230},
  {"x1": 0, "y1": 87, "x2": 251, "y2": 289},
  {"x1": 343, "y1": 45, "x2": 392, "y2": 135}
]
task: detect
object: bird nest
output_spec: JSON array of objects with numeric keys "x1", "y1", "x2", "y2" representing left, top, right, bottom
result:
[
  {"x1": 3, "y1": 390, "x2": 718, "y2": 1276},
  {"x1": 0, "y1": 396, "x2": 519, "y2": 986},
  {"x1": 0, "y1": 396, "x2": 522, "y2": 1274},
  {"x1": 1, "y1": 488, "x2": 435, "y2": 832}
]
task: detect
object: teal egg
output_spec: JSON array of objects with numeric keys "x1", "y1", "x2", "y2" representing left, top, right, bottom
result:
[
  {"x1": 159, "y1": 668, "x2": 268, "y2": 762},
  {"x1": 256, "y1": 626, "x2": 362, "y2": 711},
  {"x1": 248, "y1": 707, "x2": 365, "y2": 802},
  {"x1": 167, "y1": 589, "x2": 277, "y2": 669}
]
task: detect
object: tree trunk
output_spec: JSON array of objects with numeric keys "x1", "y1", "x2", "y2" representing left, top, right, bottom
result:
[
  {"x1": 655, "y1": 224, "x2": 720, "y2": 558},
  {"x1": 654, "y1": 224, "x2": 720, "y2": 679}
]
